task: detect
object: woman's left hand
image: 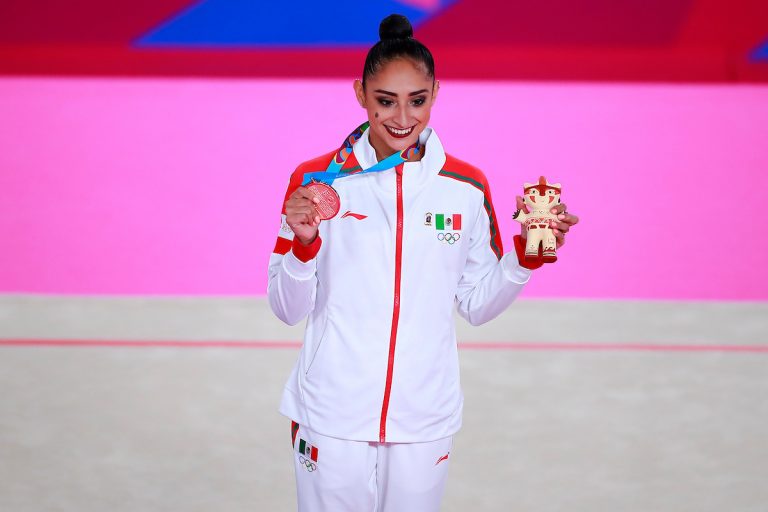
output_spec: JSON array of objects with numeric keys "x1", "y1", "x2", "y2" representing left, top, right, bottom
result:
[{"x1": 549, "y1": 203, "x2": 579, "y2": 248}]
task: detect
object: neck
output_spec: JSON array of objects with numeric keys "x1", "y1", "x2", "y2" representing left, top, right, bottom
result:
[{"x1": 369, "y1": 130, "x2": 425, "y2": 163}]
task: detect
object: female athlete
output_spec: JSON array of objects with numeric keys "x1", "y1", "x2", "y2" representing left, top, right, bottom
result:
[{"x1": 268, "y1": 13, "x2": 579, "y2": 512}]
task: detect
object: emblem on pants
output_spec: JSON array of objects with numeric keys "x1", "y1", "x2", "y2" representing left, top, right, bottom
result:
[{"x1": 297, "y1": 438, "x2": 318, "y2": 472}]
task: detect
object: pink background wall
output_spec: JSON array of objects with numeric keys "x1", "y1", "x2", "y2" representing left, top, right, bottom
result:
[{"x1": 1, "y1": 77, "x2": 766, "y2": 299}]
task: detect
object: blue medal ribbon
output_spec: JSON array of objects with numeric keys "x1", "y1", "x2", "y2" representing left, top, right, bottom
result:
[{"x1": 301, "y1": 122, "x2": 422, "y2": 186}]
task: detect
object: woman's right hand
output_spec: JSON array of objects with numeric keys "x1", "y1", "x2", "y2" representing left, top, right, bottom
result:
[{"x1": 285, "y1": 186, "x2": 321, "y2": 245}]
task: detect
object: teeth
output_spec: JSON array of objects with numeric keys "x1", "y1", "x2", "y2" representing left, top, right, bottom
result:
[{"x1": 387, "y1": 126, "x2": 413, "y2": 135}]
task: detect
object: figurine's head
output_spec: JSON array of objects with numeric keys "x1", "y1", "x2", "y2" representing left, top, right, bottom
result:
[{"x1": 523, "y1": 176, "x2": 561, "y2": 210}]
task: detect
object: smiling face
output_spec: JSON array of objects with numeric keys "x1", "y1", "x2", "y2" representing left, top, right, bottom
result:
[
  {"x1": 354, "y1": 58, "x2": 438, "y2": 160},
  {"x1": 524, "y1": 186, "x2": 561, "y2": 209},
  {"x1": 523, "y1": 177, "x2": 562, "y2": 211}
]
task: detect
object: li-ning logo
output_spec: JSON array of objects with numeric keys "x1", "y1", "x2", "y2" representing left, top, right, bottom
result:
[
  {"x1": 437, "y1": 232, "x2": 461, "y2": 244},
  {"x1": 341, "y1": 211, "x2": 367, "y2": 220},
  {"x1": 435, "y1": 452, "x2": 450, "y2": 466}
]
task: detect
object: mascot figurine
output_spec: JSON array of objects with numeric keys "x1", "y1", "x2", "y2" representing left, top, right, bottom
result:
[{"x1": 513, "y1": 176, "x2": 562, "y2": 263}]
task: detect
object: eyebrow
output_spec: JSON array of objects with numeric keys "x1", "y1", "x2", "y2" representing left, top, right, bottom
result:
[{"x1": 373, "y1": 89, "x2": 429, "y2": 97}]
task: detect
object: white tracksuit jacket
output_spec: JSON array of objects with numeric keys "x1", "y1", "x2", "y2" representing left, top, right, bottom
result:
[{"x1": 268, "y1": 127, "x2": 533, "y2": 443}]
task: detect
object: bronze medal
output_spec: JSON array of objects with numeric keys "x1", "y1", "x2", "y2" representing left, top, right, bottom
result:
[{"x1": 306, "y1": 181, "x2": 341, "y2": 220}]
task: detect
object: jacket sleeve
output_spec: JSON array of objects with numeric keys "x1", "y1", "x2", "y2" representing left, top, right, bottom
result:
[
  {"x1": 267, "y1": 168, "x2": 321, "y2": 326},
  {"x1": 455, "y1": 179, "x2": 539, "y2": 326}
]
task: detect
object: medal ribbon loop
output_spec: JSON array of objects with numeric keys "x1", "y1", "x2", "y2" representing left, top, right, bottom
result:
[{"x1": 301, "y1": 122, "x2": 422, "y2": 186}]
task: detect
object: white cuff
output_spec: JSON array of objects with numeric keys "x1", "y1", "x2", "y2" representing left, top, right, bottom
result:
[
  {"x1": 500, "y1": 253, "x2": 533, "y2": 284},
  {"x1": 282, "y1": 250, "x2": 317, "y2": 280}
]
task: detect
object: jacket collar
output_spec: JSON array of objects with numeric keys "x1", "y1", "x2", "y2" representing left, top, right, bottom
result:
[{"x1": 352, "y1": 126, "x2": 447, "y2": 177}]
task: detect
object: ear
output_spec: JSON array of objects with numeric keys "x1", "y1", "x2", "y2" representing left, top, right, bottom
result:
[
  {"x1": 432, "y1": 80, "x2": 440, "y2": 105},
  {"x1": 353, "y1": 79, "x2": 366, "y2": 108}
]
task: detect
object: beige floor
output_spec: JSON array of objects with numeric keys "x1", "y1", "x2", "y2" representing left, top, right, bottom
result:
[{"x1": 1, "y1": 296, "x2": 767, "y2": 512}]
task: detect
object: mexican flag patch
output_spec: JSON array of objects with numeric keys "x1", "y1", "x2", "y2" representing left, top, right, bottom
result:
[
  {"x1": 298, "y1": 438, "x2": 318, "y2": 462},
  {"x1": 435, "y1": 213, "x2": 462, "y2": 231}
]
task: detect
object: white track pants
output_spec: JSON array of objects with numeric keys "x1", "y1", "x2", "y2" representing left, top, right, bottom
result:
[{"x1": 291, "y1": 422, "x2": 453, "y2": 512}]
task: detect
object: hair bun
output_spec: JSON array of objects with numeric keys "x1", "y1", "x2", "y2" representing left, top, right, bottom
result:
[{"x1": 379, "y1": 14, "x2": 413, "y2": 41}]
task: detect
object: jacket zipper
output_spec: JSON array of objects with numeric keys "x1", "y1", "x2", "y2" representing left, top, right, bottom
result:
[{"x1": 379, "y1": 164, "x2": 404, "y2": 442}]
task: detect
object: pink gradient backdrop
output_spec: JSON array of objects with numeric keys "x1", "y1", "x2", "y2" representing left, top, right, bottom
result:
[{"x1": 1, "y1": 78, "x2": 766, "y2": 299}]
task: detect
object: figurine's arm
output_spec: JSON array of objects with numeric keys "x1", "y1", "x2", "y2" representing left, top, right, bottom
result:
[{"x1": 512, "y1": 208, "x2": 528, "y2": 224}]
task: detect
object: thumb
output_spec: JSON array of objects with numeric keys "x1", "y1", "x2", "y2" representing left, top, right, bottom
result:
[{"x1": 515, "y1": 195, "x2": 525, "y2": 210}]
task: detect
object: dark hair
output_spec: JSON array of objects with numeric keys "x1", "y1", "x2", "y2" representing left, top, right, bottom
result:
[{"x1": 362, "y1": 14, "x2": 435, "y2": 87}]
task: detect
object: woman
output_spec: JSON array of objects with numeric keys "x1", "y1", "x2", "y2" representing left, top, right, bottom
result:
[{"x1": 268, "y1": 14, "x2": 578, "y2": 512}]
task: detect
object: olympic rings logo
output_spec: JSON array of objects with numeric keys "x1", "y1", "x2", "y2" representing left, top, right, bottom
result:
[
  {"x1": 299, "y1": 455, "x2": 317, "y2": 472},
  {"x1": 437, "y1": 232, "x2": 461, "y2": 244}
]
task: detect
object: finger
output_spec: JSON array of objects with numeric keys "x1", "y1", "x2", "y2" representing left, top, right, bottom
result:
[
  {"x1": 564, "y1": 213, "x2": 579, "y2": 225},
  {"x1": 285, "y1": 198, "x2": 317, "y2": 211},
  {"x1": 288, "y1": 213, "x2": 313, "y2": 227},
  {"x1": 286, "y1": 203, "x2": 314, "y2": 212},
  {"x1": 291, "y1": 186, "x2": 320, "y2": 204},
  {"x1": 515, "y1": 195, "x2": 525, "y2": 210},
  {"x1": 550, "y1": 202, "x2": 567, "y2": 215},
  {"x1": 553, "y1": 229, "x2": 565, "y2": 248},
  {"x1": 286, "y1": 206, "x2": 316, "y2": 218},
  {"x1": 290, "y1": 186, "x2": 314, "y2": 199},
  {"x1": 550, "y1": 220, "x2": 570, "y2": 233},
  {"x1": 307, "y1": 213, "x2": 321, "y2": 227}
]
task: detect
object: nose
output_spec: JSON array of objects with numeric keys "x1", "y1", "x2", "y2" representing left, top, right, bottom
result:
[{"x1": 395, "y1": 105, "x2": 408, "y2": 127}]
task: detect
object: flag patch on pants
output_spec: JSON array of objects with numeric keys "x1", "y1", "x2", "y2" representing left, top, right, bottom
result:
[{"x1": 298, "y1": 438, "x2": 318, "y2": 462}]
